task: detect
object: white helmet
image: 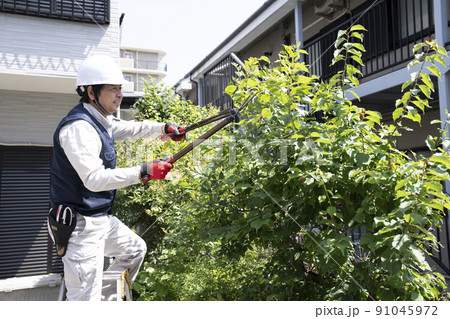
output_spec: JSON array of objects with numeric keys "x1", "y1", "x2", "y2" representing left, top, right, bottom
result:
[{"x1": 76, "y1": 55, "x2": 126, "y2": 86}]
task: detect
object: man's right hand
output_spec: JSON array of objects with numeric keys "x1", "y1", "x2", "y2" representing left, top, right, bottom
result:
[{"x1": 140, "y1": 159, "x2": 173, "y2": 183}]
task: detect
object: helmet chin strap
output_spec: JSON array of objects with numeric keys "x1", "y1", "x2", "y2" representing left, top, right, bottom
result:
[
  {"x1": 93, "y1": 99, "x2": 113, "y2": 116},
  {"x1": 92, "y1": 89, "x2": 113, "y2": 116}
]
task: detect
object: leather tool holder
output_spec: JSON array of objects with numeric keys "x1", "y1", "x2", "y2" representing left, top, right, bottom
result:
[{"x1": 48, "y1": 206, "x2": 77, "y2": 257}]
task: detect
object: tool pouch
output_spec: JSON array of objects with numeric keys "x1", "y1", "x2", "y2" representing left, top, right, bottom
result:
[{"x1": 47, "y1": 206, "x2": 77, "y2": 257}]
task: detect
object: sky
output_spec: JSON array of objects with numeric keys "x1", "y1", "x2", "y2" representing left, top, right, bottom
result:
[{"x1": 118, "y1": 0, "x2": 267, "y2": 86}]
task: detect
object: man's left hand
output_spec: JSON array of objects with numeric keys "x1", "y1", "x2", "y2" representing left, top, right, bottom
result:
[{"x1": 164, "y1": 122, "x2": 186, "y2": 142}]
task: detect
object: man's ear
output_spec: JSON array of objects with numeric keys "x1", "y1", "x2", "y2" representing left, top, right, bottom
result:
[{"x1": 87, "y1": 86, "x2": 95, "y2": 101}]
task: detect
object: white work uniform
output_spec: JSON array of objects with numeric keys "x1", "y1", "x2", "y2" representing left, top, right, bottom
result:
[{"x1": 59, "y1": 103, "x2": 164, "y2": 301}]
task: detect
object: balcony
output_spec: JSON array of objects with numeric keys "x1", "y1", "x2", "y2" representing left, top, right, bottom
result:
[
  {"x1": 304, "y1": 0, "x2": 440, "y2": 82},
  {"x1": 119, "y1": 58, "x2": 167, "y2": 73}
]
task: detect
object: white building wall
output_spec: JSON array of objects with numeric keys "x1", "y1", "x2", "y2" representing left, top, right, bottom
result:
[
  {"x1": 0, "y1": 0, "x2": 122, "y2": 145},
  {"x1": 0, "y1": 90, "x2": 78, "y2": 145},
  {"x1": 0, "y1": 1, "x2": 123, "y2": 299},
  {"x1": 0, "y1": 0, "x2": 121, "y2": 94}
]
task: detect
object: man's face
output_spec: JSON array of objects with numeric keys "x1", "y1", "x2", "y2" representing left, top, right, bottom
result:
[{"x1": 90, "y1": 84, "x2": 123, "y2": 116}]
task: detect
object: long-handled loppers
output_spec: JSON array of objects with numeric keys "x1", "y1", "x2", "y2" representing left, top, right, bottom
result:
[{"x1": 163, "y1": 93, "x2": 256, "y2": 163}]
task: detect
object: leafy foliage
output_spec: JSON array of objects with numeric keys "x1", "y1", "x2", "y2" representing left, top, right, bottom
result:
[
  {"x1": 114, "y1": 82, "x2": 218, "y2": 252},
  {"x1": 115, "y1": 26, "x2": 450, "y2": 300}
]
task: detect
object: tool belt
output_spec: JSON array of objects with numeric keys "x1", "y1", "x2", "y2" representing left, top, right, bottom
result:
[{"x1": 48, "y1": 205, "x2": 77, "y2": 257}]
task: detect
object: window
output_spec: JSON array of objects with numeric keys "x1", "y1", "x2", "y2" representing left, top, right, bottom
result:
[{"x1": 0, "y1": 0, "x2": 110, "y2": 24}]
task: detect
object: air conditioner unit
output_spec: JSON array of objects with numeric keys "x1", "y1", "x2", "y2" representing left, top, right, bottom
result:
[{"x1": 314, "y1": 0, "x2": 345, "y2": 18}]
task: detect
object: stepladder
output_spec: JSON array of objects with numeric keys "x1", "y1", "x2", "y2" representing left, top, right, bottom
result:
[{"x1": 57, "y1": 269, "x2": 132, "y2": 301}]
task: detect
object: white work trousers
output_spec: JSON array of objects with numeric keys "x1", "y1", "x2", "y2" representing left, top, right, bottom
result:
[{"x1": 62, "y1": 214, "x2": 147, "y2": 301}]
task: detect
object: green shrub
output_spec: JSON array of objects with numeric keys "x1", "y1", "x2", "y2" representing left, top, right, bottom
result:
[{"x1": 116, "y1": 27, "x2": 450, "y2": 301}]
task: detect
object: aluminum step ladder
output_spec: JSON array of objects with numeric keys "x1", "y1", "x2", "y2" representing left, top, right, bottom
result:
[{"x1": 57, "y1": 269, "x2": 132, "y2": 301}]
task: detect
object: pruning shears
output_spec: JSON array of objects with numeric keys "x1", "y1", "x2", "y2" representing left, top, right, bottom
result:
[{"x1": 162, "y1": 92, "x2": 256, "y2": 164}]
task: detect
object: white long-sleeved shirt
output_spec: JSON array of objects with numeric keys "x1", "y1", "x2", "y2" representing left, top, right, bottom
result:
[{"x1": 59, "y1": 103, "x2": 165, "y2": 192}]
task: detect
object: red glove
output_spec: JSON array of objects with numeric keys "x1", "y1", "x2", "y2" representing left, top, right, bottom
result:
[
  {"x1": 140, "y1": 158, "x2": 174, "y2": 183},
  {"x1": 163, "y1": 122, "x2": 186, "y2": 142}
]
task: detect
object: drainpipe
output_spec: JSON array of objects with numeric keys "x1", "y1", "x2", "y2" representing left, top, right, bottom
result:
[
  {"x1": 198, "y1": 78, "x2": 203, "y2": 108},
  {"x1": 295, "y1": 0, "x2": 308, "y2": 112},
  {"x1": 295, "y1": 0, "x2": 304, "y2": 63},
  {"x1": 434, "y1": 0, "x2": 450, "y2": 193}
]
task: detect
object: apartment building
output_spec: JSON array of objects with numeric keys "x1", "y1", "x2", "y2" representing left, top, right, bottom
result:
[
  {"x1": 173, "y1": 0, "x2": 450, "y2": 282},
  {"x1": 119, "y1": 46, "x2": 167, "y2": 120},
  {"x1": 0, "y1": 0, "x2": 122, "y2": 300}
]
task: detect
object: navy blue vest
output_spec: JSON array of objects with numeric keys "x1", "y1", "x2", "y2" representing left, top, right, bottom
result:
[{"x1": 50, "y1": 103, "x2": 116, "y2": 216}]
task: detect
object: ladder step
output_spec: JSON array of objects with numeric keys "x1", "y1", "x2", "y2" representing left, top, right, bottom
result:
[{"x1": 58, "y1": 270, "x2": 132, "y2": 301}]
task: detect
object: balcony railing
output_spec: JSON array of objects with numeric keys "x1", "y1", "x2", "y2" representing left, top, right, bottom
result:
[
  {"x1": 203, "y1": 53, "x2": 243, "y2": 110},
  {"x1": 304, "y1": 0, "x2": 436, "y2": 81},
  {"x1": 304, "y1": 0, "x2": 450, "y2": 277},
  {"x1": 134, "y1": 59, "x2": 167, "y2": 72}
]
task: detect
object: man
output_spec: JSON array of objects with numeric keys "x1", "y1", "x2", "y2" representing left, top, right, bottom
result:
[{"x1": 49, "y1": 55, "x2": 185, "y2": 301}]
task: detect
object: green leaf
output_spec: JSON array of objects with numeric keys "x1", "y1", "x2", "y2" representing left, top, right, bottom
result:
[
  {"x1": 421, "y1": 73, "x2": 434, "y2": 91},
  {"x1": 261, "y1": 108, "x2": 272, "y2": 119},
  {"x1": 337, "y1": 29, "x2": 347, "y2": 39},
  {"x1": 427, "y1": 65, "x2": 441, "y2": 78},
  {"x1": 410, "y1": 71, "x2": 420, "y2": 81},
  {"x1": 399, "y1": 200, "x2": 415, "y2": 211},
  {"x1": 409, "y1": 213, "x2": 428, "y2": 226},
  {"x1": 297, "y1": 75, "x2": 313, "y2": 84},
  {"x1": 359, "y1": 233, "x2": 374, "y2": 245},
  {"x1": 410, "y1": 245, "x2": 426, "y2": 264},
  {"x1": 351, "y1": 32, "x2": 363, "y2": 41},
  {"x1": 225, "y1": 85, "x2": 237, "y2": 95},
  {"x1": 396, "y1": 190, "x2": 410, "y2": 199},
  {"x1": 395, "y1": 179, "x2": 408, "y2": 192},
  {"x1": 348, "y1": 90, "x2": 360, "y2": 101},
  {"x1": 247, "y1": 78, "x2": 259, "y2": 87},
  {"x1": 413, "y1": 43, "x2": 426, "y2": 52},
  {"x1": 350, "y1": 25, "x2": 367, "y2": 32},
  {"x1": 437, "y1": 46, "x2": 448, "y2": 57},
  {"x1": 350, "y1": 55, "x2": 364, "y2": 66},
  {"x1": 335, "y1": 37, "x2": 346, "y2": 49},
  {"x1": 365, "y1": 110, "x2": 381, "y2": 125},
  {"x1": 392, "y1": 107, "x2": 404, "y2": 121},
  {"x1": 401, "y1": 80, "x2": 413, "y2": 91},
  {"x1": 412, "y1": 290, "x2": 424, "y2": 301},
  {"x1": 425, "y1": 135, "x2": 436, "y2": 151},
  {"x1": 353, "y1": 43, "x2": 365, "y2": 52},
  {"x1": 332, "y1": 55, "x2": 344, "y2": 64},
  {"x1": 430, "y1": 154, "x2": 450, "y2": 168},
  {"x1": 424, "y1": 181, "x2": 443, "y2": 193},
  {"x1": 258, "y1": 94, "x2": 271, "y2": 104},
  {"x1": 435, "y1": 54, "x2": 446, "y2": 66},
  {"x1": 404, "y1": 107, "x2": 421, "y2": 123},
  {"x1": 411, "y1": 99, "x2": 427, "y2": 112},
  {"x1": 259, "y1": 55, "x2": 271, "y2": 64},
  {"x1": 251, "y1": 220, "x2": 264, "y2": 231},
  {"x1": 327, "y1": 206, "x2": 336, "y2": 216},
  {"x1": 392, "y1": 234, "x2": 411, "y2": 252},
  {"x1": 355, "y1": 152, "x2": 371, "y2": 166}
]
